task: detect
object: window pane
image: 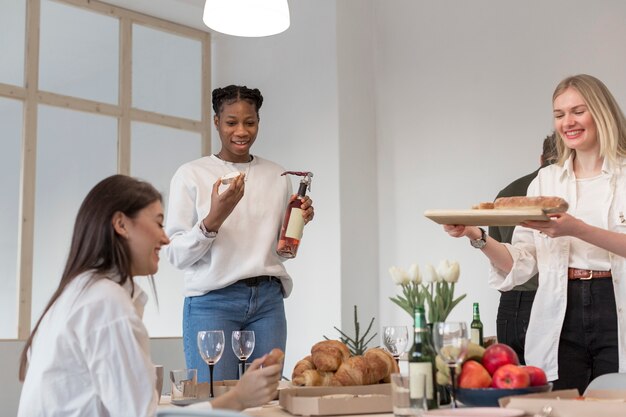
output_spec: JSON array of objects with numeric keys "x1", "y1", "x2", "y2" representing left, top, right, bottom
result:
[
  {"x1": 39, "y1": 0, "x2": 118, "y2": 103},
  {"x1": 32, "y1": 106, "x2": 117, "y2": 325},
  {"x1": 0, "y1": 0, "x2": 26, "y2": 86},
  {"x1": 132, "y1": 24, "x2": 201, "y2": 120},
  {"x1": 130, "y1": 122, "x2": 202, "y2": 337},
  {"x1": 0, "y1": 98, "x2": 23, "y2": 338}
]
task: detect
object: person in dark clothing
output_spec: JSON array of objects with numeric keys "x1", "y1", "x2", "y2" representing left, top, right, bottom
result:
[{"x1": 488, "y1": 133, "x2": 557, "y2": 363}]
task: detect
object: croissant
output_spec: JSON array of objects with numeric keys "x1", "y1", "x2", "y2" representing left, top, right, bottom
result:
[
  {"x1": 333, "y1": 356, "x2": 373, "y2": 386},
  {"x1": 363, "y1": 348, "x2": 399, "y2": 383},
  {"x1": 311, "y1": 340, "x2": 351, "y2": 372},
  {"x1": 293, "y1": 369, "x2": 335, "y2": 386},
  {"x1": 291, "y1": 355, "x2": 315, "y2": 381}
]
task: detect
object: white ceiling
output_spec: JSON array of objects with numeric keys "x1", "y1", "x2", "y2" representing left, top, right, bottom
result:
[{"x1": 100, "y1": 0, "x2": 209, "y2": 32}]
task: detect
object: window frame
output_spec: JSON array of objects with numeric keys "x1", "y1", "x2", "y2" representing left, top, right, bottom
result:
[{"x1": 0, "y1": 0, "x2": 211, "y2": 340}]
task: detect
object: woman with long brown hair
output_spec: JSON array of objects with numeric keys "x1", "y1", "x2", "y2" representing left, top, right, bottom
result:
[{"x1": 18, "y1": 175, "x2": 281, "y2": 417}]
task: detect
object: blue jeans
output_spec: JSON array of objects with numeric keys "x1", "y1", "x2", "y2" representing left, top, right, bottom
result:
[
  {"x1": 553, "y1": 277, "x2": 618, "y2": 393},
  {"x1": 182, "y1": 278, "x2": 287, "y2": 382}
]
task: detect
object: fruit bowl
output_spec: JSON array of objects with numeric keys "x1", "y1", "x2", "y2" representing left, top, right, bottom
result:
[{"x1": 456, "y1": 383, "x2": 553, "y2": 407}]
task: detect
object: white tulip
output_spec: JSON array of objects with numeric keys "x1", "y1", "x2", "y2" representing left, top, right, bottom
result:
[
  {"x1": 389, "y1": 266, "x2": 409, "y2": 285},
  {"x1": 437, "y1": 260, "x2": 460, "y2": 283},
  {"x1": 408, "y1": 264, "x2": 422, "y2": 284},
  {"x1": 422, "y1": 263, "x2": 440, "y2": 283}
]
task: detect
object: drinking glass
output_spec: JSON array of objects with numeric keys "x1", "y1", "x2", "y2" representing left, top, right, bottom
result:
[
  {"x1": 383, "y1": 326, "x2": 409, "y2": 365},
  {"x1": 231, "y1": 330, "x2": 255, "y2": 379},
  {"x1": 432, "y1": 322, "x2": 469, "y2": 408},
  {"x1": 197, "y1": 330, "x2": 225, "y2": 398}
]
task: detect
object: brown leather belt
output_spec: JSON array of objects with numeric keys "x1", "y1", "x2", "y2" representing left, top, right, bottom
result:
[{"x1": 567, "y1": 268, "x2": 612, "y2": 280}]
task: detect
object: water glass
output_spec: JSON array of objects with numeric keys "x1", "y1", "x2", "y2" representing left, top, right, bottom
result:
[{"x1": 391, "y1": 373, "x2": 427, "y2": 417}]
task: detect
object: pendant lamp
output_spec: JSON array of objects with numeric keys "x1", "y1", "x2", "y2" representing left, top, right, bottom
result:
[{"x1": 203, "y1": 0, "x2": 290, "y2": 37}]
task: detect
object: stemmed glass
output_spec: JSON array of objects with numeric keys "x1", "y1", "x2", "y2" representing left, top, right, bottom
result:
[
  {"x1": 383, "y1": 326, "x2": 409, "y2": 365},
  {"x1": 432, "y1": 322, "x2": 469, "y2": 408},
  {"x1": 197, "y1": 330, "x2": 225, "y2": 398},
  {"x1": 232, "y1": 330, "x2": 255, "y2": 379}
]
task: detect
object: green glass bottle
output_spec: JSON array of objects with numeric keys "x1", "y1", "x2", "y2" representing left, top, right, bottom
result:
[
  {"x1": 470, "y1": 302, "x2": 484, "y2": 347},
  {"x1": 408, "y1": 306, "x2": 438, "y2": 409}
]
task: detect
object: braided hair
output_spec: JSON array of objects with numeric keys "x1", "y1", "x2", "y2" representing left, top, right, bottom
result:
[{"x1": 212, "y1": 85, "x2": 264, "y2": 117}]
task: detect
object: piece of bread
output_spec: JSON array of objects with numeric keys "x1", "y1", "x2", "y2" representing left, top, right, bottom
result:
[
  {"x1": 494, "y1": 196, "x2": 568, "y2": 213},
  {"x1": 311, "y1": 340, "x2": 351, "y2": 372},
  {"x1": 292, "y1": 369, "x2": 335, "y2": 386},
  {"x1": 333, "y1": 356, "x2": 372, "y2": 386},
  {"x1": 363, "y1": 348, "x2": 399, "y2": 383},
  {"x1": 221, "y1": 171, "x2": 241, "y2": 185},
  {"x1": 472, "y1": 202, "x2": 495, "y2": 210},
  {"x1": 291, "y1": 355, "x2": 315, "y2": 381},
  {"x1": 264, "y1": 348, "x2": 285, "y2": 366}
]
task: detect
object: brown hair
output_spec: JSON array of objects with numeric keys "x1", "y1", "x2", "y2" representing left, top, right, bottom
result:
[{"x1": 19, "y1": 175, "x2": 162, "y2": 381}]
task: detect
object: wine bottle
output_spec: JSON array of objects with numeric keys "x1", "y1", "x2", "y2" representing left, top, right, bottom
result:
[
  {"x1": 470, "y1": 302, "x2": 484, "y2": 346},
  {"x1": 408, "y1": 306, "x2": 438, "y2": 410},
  {"x1": 276, "y1": 171, "x2": 313, "y2": 258}
]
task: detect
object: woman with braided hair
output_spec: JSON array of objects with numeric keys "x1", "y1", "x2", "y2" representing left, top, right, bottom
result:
[{"x1": 165, "y1": 85, "x2": 315, "y2": 381}]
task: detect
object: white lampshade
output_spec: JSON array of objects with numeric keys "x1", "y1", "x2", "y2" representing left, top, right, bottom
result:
[{"x1": 203, "y1": 0, "x2": 290, "y2": 37}]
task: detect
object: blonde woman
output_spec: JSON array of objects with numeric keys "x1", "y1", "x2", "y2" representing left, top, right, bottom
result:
[{"x1": 444, "y1": 74, "x2": 626, "y2": 393}]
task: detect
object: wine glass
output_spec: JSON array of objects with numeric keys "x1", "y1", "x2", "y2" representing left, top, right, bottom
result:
[
  {"x1": 432, "y1": 322, "x2": 469, "y2": 408},
  {"x1": 383, "y1": 326, "x2": 409, "y2": 365},
  {"x1": 197, "y1": 330, "x2": 225, "y2": 398},
  {"x1": 231, "y1": 330, "x2": 255, "y2": 379}
]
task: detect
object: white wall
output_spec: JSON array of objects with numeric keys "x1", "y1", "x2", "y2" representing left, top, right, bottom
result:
[
  {"x1": 3, "y1": 1, "x2": 626, "y2": 415},
  {"x1": 374, "y1": 0, "x2": 626, "y2": 332}
]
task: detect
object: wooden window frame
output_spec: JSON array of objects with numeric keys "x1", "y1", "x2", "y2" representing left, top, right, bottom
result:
[{"x1": 0, "y1": 0, "x2": 211, "y2": 340}]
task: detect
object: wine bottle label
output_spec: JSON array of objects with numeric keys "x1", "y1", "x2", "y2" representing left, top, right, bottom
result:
[
  {"x1": 471, "y1": 328, "x2": 480, "y2": 345},
  {"x1": 285, "y1": 207, "x2": 305, "y2": 239},
  {"x1": 409, "y1": 362, "x2": 434, "y2": 400}
]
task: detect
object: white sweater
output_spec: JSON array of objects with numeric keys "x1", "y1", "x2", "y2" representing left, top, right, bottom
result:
[{"x1": 164, "y1": 155, "x2": 294, "y2": 297}]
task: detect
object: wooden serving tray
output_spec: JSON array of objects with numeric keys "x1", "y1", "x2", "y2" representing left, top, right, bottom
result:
[{"x1": 424, "y1": 208, "x2": 550, "y2": 226}]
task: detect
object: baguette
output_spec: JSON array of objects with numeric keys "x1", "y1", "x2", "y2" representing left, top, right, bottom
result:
[{"x1": 494, "y1": 196, "x2": 568, "y2": 213}]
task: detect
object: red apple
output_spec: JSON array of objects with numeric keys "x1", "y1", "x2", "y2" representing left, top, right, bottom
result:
[
  {"x1": 458, "y1": 360, "x2": 492, "y2": 388},
  {"x1": 523, "y1": 366, "x2": 548, "y2": 386},
  {"x1": 492, "y1": 364, "x2": 530, "y2": 389},
  {"x1": 481, "y1": 343, "x2": 520, "y2": 375}
]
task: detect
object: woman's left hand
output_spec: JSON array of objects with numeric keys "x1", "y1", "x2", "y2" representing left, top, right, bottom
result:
[
  {"x1": 294, "y1": 195, "x2": 314, "y2": 224},
  {"x1": 521, "y1": 212, "x2": 584, "y2": 238}
]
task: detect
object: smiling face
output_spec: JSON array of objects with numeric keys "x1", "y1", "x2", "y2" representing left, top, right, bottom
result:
[
  {"x1": 214, "y1": 99, "x2": 259, "y2": 162},
  {"x1": 553, "y1": 87, "x2": 599, "y2": 155},
  {"x1": 123, "y1": 201, "x2": 170, "y2": 277}
]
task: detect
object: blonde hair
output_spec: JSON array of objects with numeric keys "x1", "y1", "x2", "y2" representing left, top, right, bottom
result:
[{"x1": 552, "y1": 74, "x2": 626, "y2": 168}]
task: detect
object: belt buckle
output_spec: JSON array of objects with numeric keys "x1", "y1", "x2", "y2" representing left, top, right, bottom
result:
[{"x1": 579, "y1": 270, "x2": 593, "y2": 280}]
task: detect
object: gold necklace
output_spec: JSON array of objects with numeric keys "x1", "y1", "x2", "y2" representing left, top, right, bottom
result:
[{"x1": 214, "y1": 154, "x2": 254, "y2": 182}]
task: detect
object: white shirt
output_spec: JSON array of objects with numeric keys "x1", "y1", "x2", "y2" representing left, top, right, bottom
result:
[
  {"x1": 18, "y1": 271, "x2": 158, "y2": 417},
  {"x1": 164, "y1": 155, "x2": 294, "y2": 297},
  {"x1": 488, "y1": 155, "x2": 626, "y2": 381}
]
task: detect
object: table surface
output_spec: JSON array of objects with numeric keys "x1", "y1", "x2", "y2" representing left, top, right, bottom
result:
[{"x1": 159, "y1": 396, "x2": 534, "y2": 417}]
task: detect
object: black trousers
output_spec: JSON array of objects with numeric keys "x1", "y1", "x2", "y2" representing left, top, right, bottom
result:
[
  {"x1": 496, "y1": 290, "x2": 536, "y2": 365},
  {"x1": 552, "y1": 277, "x2": 619, "y2": 394}
]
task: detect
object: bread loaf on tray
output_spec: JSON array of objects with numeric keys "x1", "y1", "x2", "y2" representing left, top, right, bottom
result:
[{"x1": 493, "y1": 196, "x2": 568, "y2": 213}]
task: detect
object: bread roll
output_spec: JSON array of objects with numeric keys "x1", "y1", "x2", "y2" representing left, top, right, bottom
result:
[
  {"x1": 363, "y1": 348, "x2": 399, "y2": 383},
  {"x1": 264, "y1": 348, "x2": 285, "y2": 366},
  {"x1": 311, "y1": 340, "x2": 351, "y2": 372},
  {"x1": 333, "y1": 356, "x2": 372, "y2": 386},
  {"x1": 291, "y1": 355, "x2": 315, "y2": 381},
  {"x1": 494, "y1": 196, "x2": 568, "y2": 213},
  {"x1": 292, "y1": 369, "x2": 335, "y2": 386},
  {"x1": 472, "y1": 202, "x2": 495, "y2": 210}
]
